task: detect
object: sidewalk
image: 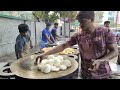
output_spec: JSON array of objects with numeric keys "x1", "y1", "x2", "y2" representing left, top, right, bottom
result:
[{"x1": 0, "y1": 46, "x2": 40, "y2": 62}]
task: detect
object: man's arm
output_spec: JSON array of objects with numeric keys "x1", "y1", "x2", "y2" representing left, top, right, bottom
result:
[
  {"x1": 55, "y1": 33, "x2": 60, "y2": 41},
  {"x1": 89, "y1": 43, "x2": 118, "y2": 72},
  {"x1": 101, "y1": 43, "x2": 118, "y2": 60},
  {"x1": 45, "y1": 34, "x2": 54, "y2": 44},
  {"x1": 50, "y1": 34, "x2": 55, "y2": 43},
  {"x1": 29, "y1": 38, "x2": 33, "y2": 48},
  {"x1": 18, "y1": 51, "x2": 23, "y2": 58},
  {"x1": 56, "y1": 36, "x2": 59, "y2": 41},
  {"x1": 42, "y1": 42, "x2": 70, "y2": 56}
]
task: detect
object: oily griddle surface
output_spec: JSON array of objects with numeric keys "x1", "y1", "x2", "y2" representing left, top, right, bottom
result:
[{"x1": 10, "y1": 55, "x2": 78, "y2": 79}]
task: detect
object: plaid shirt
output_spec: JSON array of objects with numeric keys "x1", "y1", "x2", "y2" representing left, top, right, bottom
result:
[{"x1": 66, "y1": 27, "x2": 117, "y2": 79}]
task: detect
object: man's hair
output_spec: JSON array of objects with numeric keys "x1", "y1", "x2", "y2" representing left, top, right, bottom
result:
[
  {"x1": 104, "y1": 21, "x2": 110, "y2": 25},
  {"x1": 18, "y1": 24, "x2": 29, "y2": 33},
  {"x1": 54, "y1": 23, "x2": 58, "y2": 26},
  {"x1": 46, "y1": 22, "x2": 51, "y2": 27},
  {"x1": 78, "y1": 11, "x2": 95, "y2": 21}
]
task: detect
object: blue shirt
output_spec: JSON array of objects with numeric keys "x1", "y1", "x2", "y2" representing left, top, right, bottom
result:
[
  {"x1": 15, "y1": 34, "x2": 30, "y2": 52},
  {"x1": 42, "y1": 28, "x2": 51, "y2": 43},
  {"x1": 51, "y1": 28, "x2": 57, "y2": 40}
]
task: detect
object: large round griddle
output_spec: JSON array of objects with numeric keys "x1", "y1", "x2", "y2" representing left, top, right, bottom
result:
[{"x1": 10, "y1": 55, "x2": 78, "y2": 79}]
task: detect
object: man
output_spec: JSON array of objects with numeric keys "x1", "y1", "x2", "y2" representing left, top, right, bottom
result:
[
  {"x1": 114, "y1": 29, "x2": 120, "y2": 65},
  {"x1": 104, "y1": 21, "x2": 110, "y2": 28},
  {"x1": 40, "y1": 23, "x2": 55, "y2": 48},
  {"x1": 51, "y1": 23, "x2": 60, "y2": 41},
  {"x1": 36, "y1": 11, "x2": 118, "y2": 79},
  {"x1": 15, "y1": 24, "x2": 32, "y2": 59}
]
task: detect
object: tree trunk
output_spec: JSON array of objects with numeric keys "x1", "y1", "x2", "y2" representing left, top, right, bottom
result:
[
  {"x1": 64, "y1": 17, "x2": 66, "y2": 37},
  {"x1": 116, "y1": 11, "x2": 119, "y2": 27},
  {"x1": 69, "y1": 21, "x2": 70, "y2": 38},
  {"x1": 34, "y1": 21, "x2": 37, "y2": 48}
]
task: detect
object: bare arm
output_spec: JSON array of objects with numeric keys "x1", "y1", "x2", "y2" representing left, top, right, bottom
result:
[
  {"x1": 43, "y1": 42, "x2": 70, "y2": 56},
  {"x1": 35, "y1": 42, "x2": 71, "y2": 65},
  {"x1": 102, "y1": 29, "x2": 119, "y2": 60},
  {"x1": 56, "y1": 36, "x2": 59, "y2": 41},
  {"x1": 29, "y1": 38, "x2": 33, "y2": 48},
  {"x1": 18, "y1": 51, "x2": 23, "y2": 58},
  {"x1": 90, "y1": 43, "x2": 119, "y2": 72},
  {"x1": 45, "y1": 34, "x2": 54, "y2": 44},
  {"x1": 55, "y1": 34, "x2": 60, "y2": 41},
  {"x1": 101, "y1": 43, "x2": 118, "y2": 60},
  {"x1": 50, "y1": 34, "x2": 55, "y2": 43}
]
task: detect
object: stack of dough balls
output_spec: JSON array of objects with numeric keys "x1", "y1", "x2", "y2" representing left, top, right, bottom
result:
[
  {"x1": 42, "y1": 47, "x2": 75, "y2": 55},
  {"x1": 41, "y1": 47, "x2": 53, "y2": 52},
  {"x1": 58, "y1": 48, "x2": 75, "y2": 54},
  {"x1": 36, "y1": 55, "x2": 72, "y2": 74}
]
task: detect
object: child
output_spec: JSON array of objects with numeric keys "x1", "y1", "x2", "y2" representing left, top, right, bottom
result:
[{"x1": 15, "y1": 24, "x2": 31, "y2": 59}]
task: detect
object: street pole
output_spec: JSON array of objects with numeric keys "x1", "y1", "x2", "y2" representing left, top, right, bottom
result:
[
  {"x1": 64, "y1": 17, "x2": 66, "y2": 37},
  {"x1": 116, "y1": 11, "x2": 118, "y2": 27}
]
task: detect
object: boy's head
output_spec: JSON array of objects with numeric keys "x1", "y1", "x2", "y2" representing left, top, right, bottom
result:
[
  {"x1": 76, "y1": 11, "x2": 95, "y2": 31},
  {"x1": 46, "y1": 22, "x2": 51, "y2": 29},
  {"x1": 18, "y1": 24, "x2": 29, "y2": 37},
  {"x1": 54, "y1": 23, "x2": 58, "y2": 28},
  {"x1": 104, "y1": 21, "x2": 110, "y2": 28}
]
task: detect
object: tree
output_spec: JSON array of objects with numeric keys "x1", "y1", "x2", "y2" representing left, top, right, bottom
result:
[
  {"x1": 95, "y1": 11, "x2": 104, "y2": 25},
  {"x1": 58, "y1": 11, "x2": 68, "y2": 37},
  {"x1": 33, "y1": 11, "x2": 60, "y2": 24},
  {"x1": 66, "y1": 11, "x2": 77, "y2": 37},
  {"x1": 56, "y1": 11, "x2": 77, "y2": 37},
  {"x1": 33, "y1": 11, "x2": 46, "y2": 21}
]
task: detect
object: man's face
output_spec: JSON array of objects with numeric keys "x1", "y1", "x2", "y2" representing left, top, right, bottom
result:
[
  {"x1": 76, "y1": 15, "x2": 93, "y2": 31},
  {"x1": 20, "y1": 32, "x2": 27, "y2": 37},
  {"x1": 104, "y1": 23, "x2": 110, "y2": 28},
  {"x1": 55, "y1": 25, "x2": 58, "y2": 29},
  {"x1": 47, "y1": 26, "x2": 51, "y2": 29}
]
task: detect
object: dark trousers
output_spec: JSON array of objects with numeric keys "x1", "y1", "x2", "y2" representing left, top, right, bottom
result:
[{"x1": 117, "y1": 55, "x2": 120, "y2": 65}]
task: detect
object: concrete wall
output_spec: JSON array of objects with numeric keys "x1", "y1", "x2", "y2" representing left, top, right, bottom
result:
[
  {"x1": 0, "y1": 18, "x2": 61, "y2": 58},
  {"x1": 0, "y1": 18, "x2": 24, "y2": 57}
]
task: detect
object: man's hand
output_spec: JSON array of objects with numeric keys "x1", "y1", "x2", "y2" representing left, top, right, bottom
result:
[
  {"x1": 30, "y1": 45, "x2": 33, "y2": 49},
  {"x1": 34, "y1": 54, "x2": 45, "y2": 65},
  {"x1": 88, "y1": 59, "x2": 107, "y2": 72}
]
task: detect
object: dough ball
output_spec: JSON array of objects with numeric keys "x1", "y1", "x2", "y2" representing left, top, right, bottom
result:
[
  {"x1": 47, "y1": 55, "x2": 55, "y2": 59},
  {"x1": 41, "y1": 64, "x2": 52, "y2": 74},
  {"x1": 45, "y1": 59, "x2": 54, "y2": 66},
  {"x1": 58, "y1": 65, "x2": 67, "y2": 70},
  {"x1": 37, "y1": 64, "x2": 44, "y2": 70},
  {"x1": 61, "y1": 60, "x2": 71, "y2": 67},
  {"x1": 51, "y1": 66, "x2": 60, "y2": 71},
  {"x1": 41, "y1": 59, "x2": 47, "y2": 64},
  {"x1": 53, "y1": 59, "x2": 61, "y2": 67},
  {"x1": 57, "y1": 56, "x2": 63, "y2": 61}
]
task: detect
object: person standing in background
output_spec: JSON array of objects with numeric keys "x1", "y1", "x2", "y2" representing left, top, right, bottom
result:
[
  {"x1": 104, "y1": 21, "x2": 110, "y2": 28},
  {"x1": 51, "y1": 23, "x2": 60, "y2": 42},
  {"x1": 40, "y1": 22, "x2": 55, "y2": 48}
]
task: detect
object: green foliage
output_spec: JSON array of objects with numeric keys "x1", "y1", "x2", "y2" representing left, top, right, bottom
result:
[{"x1": 95, "y1": 11, "x2": 104, "y2": 23}]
